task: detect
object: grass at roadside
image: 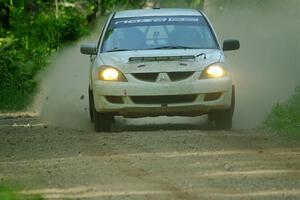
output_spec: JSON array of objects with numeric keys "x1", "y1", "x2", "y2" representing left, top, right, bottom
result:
[
  {"x1": 0, "y1": 185, "x2": 43, "y2": 200},
  {"x1": 264, "y1": 85, "x2": 300, "y2": 136}
]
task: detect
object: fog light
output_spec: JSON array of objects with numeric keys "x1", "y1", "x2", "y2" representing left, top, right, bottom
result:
[{"x1": 204, "y1": 92, "x2": 222, "y2": 101}]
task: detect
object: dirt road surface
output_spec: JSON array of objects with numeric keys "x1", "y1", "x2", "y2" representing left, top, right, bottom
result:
[
  {"x1": 0, "y1": 115, "x2": 299, "y2": 200},
  {"x1": 1, "y1": 1, "x2": 299, "y2": 199}
]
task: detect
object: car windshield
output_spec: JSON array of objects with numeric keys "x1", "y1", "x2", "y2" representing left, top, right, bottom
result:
[{"x1": 101, "y1": 16, "x2": 218, "y2": 52}]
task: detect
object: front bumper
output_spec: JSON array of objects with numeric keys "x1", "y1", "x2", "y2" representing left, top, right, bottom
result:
[{"x1": 92, "y1": 77, "x2": 232, "y2": 117}]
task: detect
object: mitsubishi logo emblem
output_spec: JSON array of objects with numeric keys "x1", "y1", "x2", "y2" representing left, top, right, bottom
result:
[{"x1": 157, "y1": 73, "x2": 170, "y2": 82}]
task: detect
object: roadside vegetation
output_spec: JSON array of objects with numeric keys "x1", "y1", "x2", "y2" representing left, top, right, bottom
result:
[
  {"x1": 265, "y1": 85, "x2": 300, "y2": 135},
  {"x1": 101, "y1": 0, "x2": 146, "y2": 14},
  {"x1": 0, "y1": 185, "x2": 43, "y2": 200},
  {"x1": 154, "y1": 0, "x2": 204, "y2": 8},
  {"x1": 0, "y1": 0, "x2": 97, "y2": 110}
]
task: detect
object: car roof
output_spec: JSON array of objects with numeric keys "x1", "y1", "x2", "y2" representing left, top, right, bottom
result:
[{"x1": 114, "y1": 8, "x2": 202, "y2": 18}]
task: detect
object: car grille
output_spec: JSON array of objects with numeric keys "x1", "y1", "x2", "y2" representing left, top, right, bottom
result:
[
  {"x1": 132, "y1": 72, "x2": 194, "y2": 82},
  {"x1": 132, "y1": 73, "x2": 159, "y2": 82},
  {"x1": 168, "y1": 72, "x2": 194, "y2": 81},
  {"x1": 130, "y1": 95, "x2": 197, "y2": 105}
]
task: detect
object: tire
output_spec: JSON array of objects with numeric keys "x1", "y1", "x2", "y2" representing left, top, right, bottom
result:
[
  {"x1": 94, "y1": 105, "x2": 114, "y2": 132},
  {"x1": 209, "y1": 85, "x2": 235, "y2": 130},
  {"x1": 94, "y1": 109, "x2": 113, "y2": 132},
  {"x1": 214, "y1": 109, "x2": 233, "y2": 130},
  {"x1": 89, "y1": 86, "x2": 113, "y2": 132},
  {"x1": 89, "y1": 86, "x2": 94, "y2": 123}
]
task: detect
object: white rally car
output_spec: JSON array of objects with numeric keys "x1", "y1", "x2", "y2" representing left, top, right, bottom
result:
[{"x1": 81, "y1": 8, "x2": 240, "y2": 132}]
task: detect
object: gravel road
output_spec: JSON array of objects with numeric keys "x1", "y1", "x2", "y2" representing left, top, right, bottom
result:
[
  {"x1": 1, "y1": 1, "x2": 299, "y2": 199},
  {"x1": 0, "y1": 115, "x2": 299, "y2": 200}
]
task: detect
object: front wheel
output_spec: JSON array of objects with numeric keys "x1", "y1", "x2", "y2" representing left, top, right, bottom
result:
[
  {"x1": 209, "y1": 85, "x2": 235, "y2": 130},
  {"x1": 213, "y1": 109, "x2": 233, "y2": 130},
  {"x1": 89, "y1": 87, "x2": 113, "y2": 132},
  {"x1": 89, "y1": 86, "x2": 94, "y2": 123},
  {"x1": 94, "y1": 109, "x2": 113, "y2": 132}
]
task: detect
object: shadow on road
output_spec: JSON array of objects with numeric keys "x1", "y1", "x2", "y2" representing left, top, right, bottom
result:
[{"x1": 113, "y1": 116, "x2": 214, "y2": 132}]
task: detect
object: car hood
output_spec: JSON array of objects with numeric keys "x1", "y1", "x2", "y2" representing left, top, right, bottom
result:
[{"x1": 98, "y1": 49, "x2": 222, "y2": 73}]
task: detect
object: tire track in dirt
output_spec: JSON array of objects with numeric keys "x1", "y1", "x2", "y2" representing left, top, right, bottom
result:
[{"x1": 0, "y1": 116, "x2": 300, "y2": 199}]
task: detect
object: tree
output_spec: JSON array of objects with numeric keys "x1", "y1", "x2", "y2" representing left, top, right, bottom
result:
[
  {"x1": 100, "y1": 0, "x2": 146, "y2": 15},
  {"x1": 0, "y1": 1, "x2": 10, "y2": 29},
  {"x1": 55, "y1": 0, "x2": 58, "y2": 18}
]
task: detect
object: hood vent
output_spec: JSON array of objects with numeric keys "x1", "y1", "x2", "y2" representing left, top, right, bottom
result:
[{"x1": 129, "y1": 55, "x2": 195, "y2": 62}]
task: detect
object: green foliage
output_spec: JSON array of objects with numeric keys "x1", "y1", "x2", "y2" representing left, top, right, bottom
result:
[
  {"x1": 0, "y1": 2, "x2": 90, "y2": 111},
  {"x1": 101, "y1": 0, "x2": 146, "y2": 15},
  {"x1": 264, "y1": 86, "x2": 300, "y2": 135},
  {"x1": 0, "y1": 185, "x2": 18, "y2": 200},
  {"x1": 155, "y1": 0, "x2": 204, "y2": 9},
  {"x1": 0, "y1": 36, "x2": 40, "y2": 110},
  {"x1": 0, "y1": 185, "x2": 44, "y2": 200},
  {"x1": 58, "y1": 8, "x2": 89, "y2": 41}
]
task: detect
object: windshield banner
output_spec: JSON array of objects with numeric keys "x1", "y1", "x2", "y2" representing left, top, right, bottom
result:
[{"x1": 111, "y1": 16, "x2": 205, "y2": 28}]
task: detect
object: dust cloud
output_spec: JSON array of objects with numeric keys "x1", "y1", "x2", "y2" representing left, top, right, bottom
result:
[
  {"x1": 33, "y1": 18, "x2": 107, "y2": 130},
  {"x1": 204, "y1": 0, "x2": 300, "y2": 128},
  {"x1": 34, "y1": 0, "x2": 300, "y2": 130}
]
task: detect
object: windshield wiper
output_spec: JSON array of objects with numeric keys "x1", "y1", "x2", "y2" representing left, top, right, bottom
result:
[
  {"x1": 196, "y1": 52, "x2": 207, "y2": 59},
  {"x1": 150, "y1": 46, "x2": 197, "y2": 50},
  {"x1": 107, "y1": 48, "x2": 132, "y2": 52}
]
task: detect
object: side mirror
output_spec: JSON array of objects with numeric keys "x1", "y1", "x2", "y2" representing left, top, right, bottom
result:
[
  {"x1": 80, "y1": 43, "x2": 97, "y2": 55},
  {"x1": 222, "y1": 39, "x2": 240, "y2": 51}
]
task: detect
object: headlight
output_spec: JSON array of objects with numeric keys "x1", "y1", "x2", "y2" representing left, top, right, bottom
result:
[
  {"x1": 200, "y1": 64, "x2": 227, "y2": 79},
  {"x1": 99, "y1": 67, "x2": 127, "y2": 81}
]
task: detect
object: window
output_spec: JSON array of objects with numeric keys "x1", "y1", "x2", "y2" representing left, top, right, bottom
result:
[{"x1": 102, "y1": 16, "x2": 218, "y2": 52}]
